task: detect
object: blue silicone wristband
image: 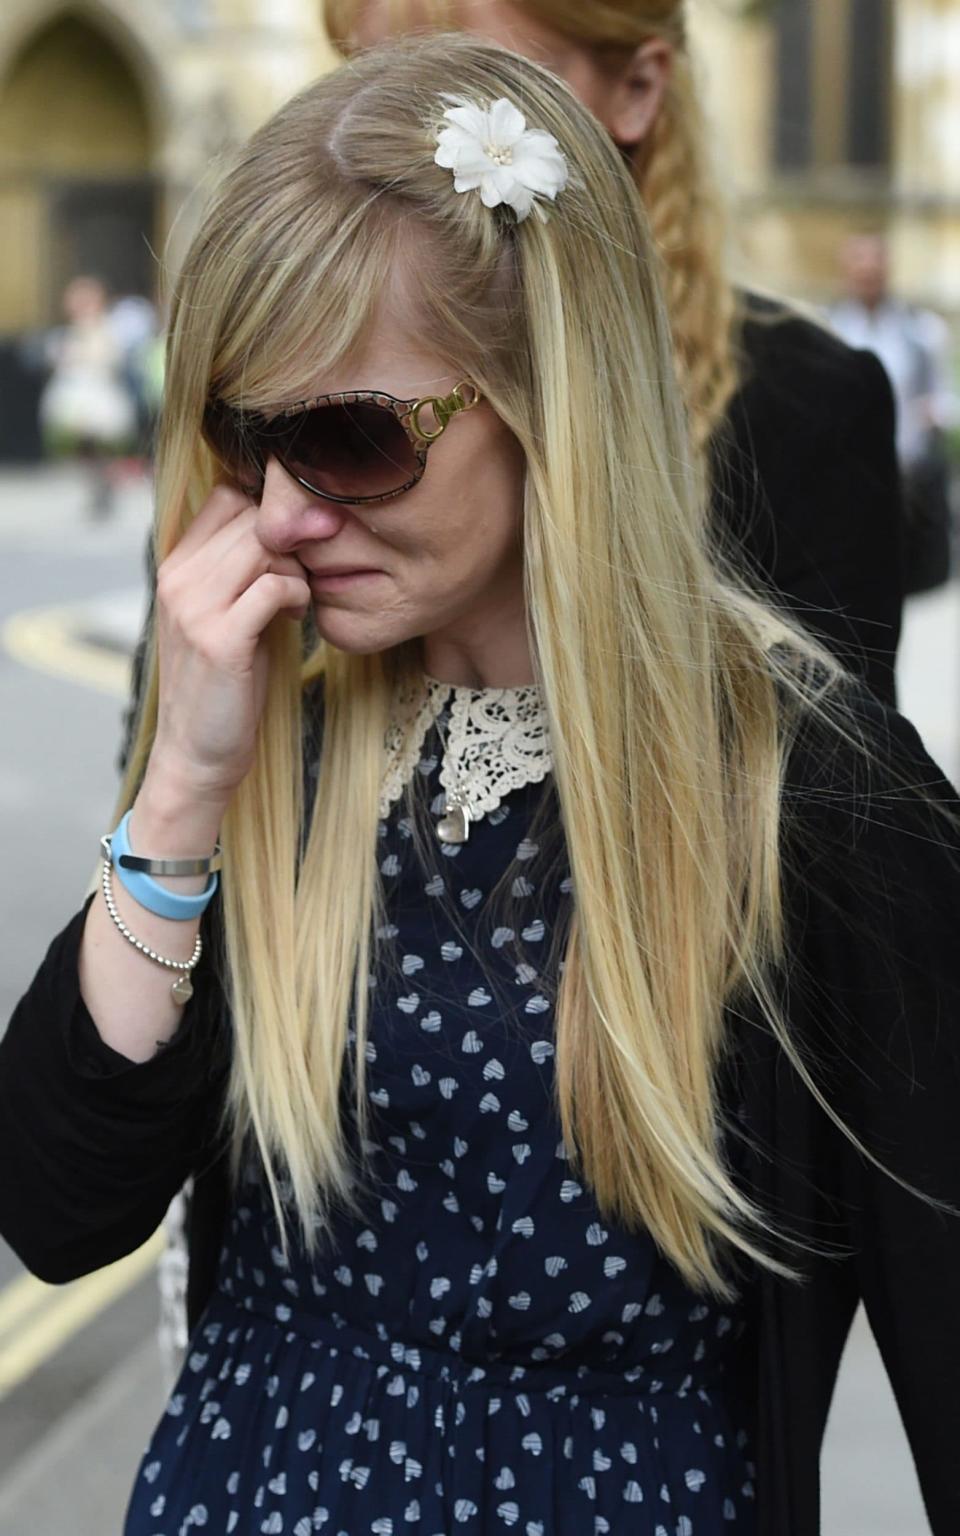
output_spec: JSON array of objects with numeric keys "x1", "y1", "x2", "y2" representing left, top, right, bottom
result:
[{"x1": 109, "y1": 809, "x2": 219, "y2": 921}]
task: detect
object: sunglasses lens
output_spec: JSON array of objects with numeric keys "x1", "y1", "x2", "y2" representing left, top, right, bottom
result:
[
  {"x1": 202, "y1": 400, "x2": 264, "y2": 492},
  {"x1": 270, "y1": 400, "x2": 420, "y2": 502}
]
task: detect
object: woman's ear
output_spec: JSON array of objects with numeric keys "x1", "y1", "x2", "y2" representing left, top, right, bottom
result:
[{"x1": 606, "y1": 37, "x2": 674, "y2": 152}]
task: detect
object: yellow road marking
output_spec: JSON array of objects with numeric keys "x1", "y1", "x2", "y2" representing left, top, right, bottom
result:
[
  {"x1": 1, "y1": 604, "x2": 131, "y2": 698},
  {"x1": 1, "y1": 600, "x2": 152, "y2": 1394},
  {"x1": 0, "y1": 1232, "x2": 163, "y2": 1398},
  {"x1": 0, "y1": 1270, "x2": 53, "y2": 1336}
]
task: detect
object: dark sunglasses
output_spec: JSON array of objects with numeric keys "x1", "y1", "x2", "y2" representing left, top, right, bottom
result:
[{"x1": 202, "y1": 381, "x2": 481, "y2": 506}]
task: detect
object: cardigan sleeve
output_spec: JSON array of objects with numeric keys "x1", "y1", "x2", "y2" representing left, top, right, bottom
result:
[
  {"x1": 785, "y1": 688, "x2": 960, "y2": 1530},
  {"x1": 0, "y1": 891, "x2": 230, "y2": 1284}
]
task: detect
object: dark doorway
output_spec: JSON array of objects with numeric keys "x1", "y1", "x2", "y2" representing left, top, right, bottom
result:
[{"x1": 47, "y1": 176, "x2": 158, "y2": 306}]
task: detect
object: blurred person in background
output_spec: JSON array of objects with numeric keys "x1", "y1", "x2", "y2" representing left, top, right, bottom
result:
[
  {"x1": 108, "y1": 289, "x2": 161, "y2": 467},
  {"x1": 38, "y1": 274, "x2": 138, "y2": 519},
  {"x1": 831, "y1": 232, "x2": 957, "y2": 596},
  {"x1": 323, "y1": 0, "x2": 906, "y2": 708}
]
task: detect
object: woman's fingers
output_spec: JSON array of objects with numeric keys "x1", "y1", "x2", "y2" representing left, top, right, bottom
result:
[
  {"x1": 162, "y1": 507, "x2": 308, "y2": 628},
  {"x1": 225, "y1": 571, "x2": 314, "y2": 642},
  {"x1": 159, "y1": 481, "x2": 252, "y2": 574}
]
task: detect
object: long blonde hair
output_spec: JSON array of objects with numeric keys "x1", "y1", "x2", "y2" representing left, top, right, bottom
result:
[
  {"x1": 117, "y1": 36, "x2": 879, "y2": 1297},
  {"x1": 324, "y1": 0, "x2": 740, "y2": 450}
]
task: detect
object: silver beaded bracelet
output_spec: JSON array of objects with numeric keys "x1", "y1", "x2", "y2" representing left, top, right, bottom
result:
[{"x1": 100, "y1": 855, "x2": 203, "y2": 1006}]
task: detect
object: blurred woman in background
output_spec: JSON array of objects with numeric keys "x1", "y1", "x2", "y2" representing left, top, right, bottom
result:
[
  {"x1": 325, "y1": 0, "x2": 906, "y2": 707},
  {"x1": 39, "y1": 274, "x2": 138, "y2": 519}
]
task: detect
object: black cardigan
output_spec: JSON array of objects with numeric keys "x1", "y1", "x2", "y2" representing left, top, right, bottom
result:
[
  {"x1": 2, "y1": 682, "x2": 959, "y2": 1533},
  {"x1": 711, "y1": 297, "x2": 903, "y2": 707}
]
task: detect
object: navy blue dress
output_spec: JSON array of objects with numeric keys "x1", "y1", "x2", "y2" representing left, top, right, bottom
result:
[{"x1": 124, "y1": 698, "x2": 757, "y2": 1536}]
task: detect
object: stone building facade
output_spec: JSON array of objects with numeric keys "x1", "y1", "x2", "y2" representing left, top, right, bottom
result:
[
  {"x1": 0, "y1": 0, "x2": 956, "y2": 337},
  {"x1": 694, "y1": 0, "x2": 960, "y2": 312},
  {"x1": 0, "y1": 0, "x2": 334, "y2": 334}
]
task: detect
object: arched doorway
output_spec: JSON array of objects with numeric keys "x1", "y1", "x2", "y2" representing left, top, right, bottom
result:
[
  {"x1": 0, "y1": 10, "x2": 156, "y2": 330},
  {"x1": 0, "y1": 8, "x2": 157, "y2": 457}
]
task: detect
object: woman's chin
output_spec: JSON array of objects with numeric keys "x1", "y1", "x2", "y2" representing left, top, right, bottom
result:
[{"x1": 311, "y1": 607, "x2": 404, "y2": 657}]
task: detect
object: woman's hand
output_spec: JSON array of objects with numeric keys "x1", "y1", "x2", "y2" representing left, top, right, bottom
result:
[{"x1": 148, "y1": 483, "x2": 312, "y2": 804}]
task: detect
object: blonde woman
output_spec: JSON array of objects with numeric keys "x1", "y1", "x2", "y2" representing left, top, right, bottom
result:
[
  {"x1": 2, "y1": 35, "x2": 958, "y2": 1536},
  {"x1": 324, "y1": 0, "x2": 906, "y2": 710}
]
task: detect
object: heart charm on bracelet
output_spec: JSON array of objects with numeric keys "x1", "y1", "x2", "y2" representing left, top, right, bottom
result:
[{"x1": 99, "y1": 853, "x2": 204, "y2": 1008}]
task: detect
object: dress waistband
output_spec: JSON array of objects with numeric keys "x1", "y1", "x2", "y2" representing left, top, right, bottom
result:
[{"x1": 210, "y1": 1289, "x2": 724, "y2": 1403}]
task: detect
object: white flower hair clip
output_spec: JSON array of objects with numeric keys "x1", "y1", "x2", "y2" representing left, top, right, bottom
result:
[{"x1": 433, "y1": 95, "x2": 570, "y2": 223}]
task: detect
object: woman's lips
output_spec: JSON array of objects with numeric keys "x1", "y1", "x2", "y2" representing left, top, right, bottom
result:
[{"x1": 308, "y1": 569, "x2": 384, "y2": 589}]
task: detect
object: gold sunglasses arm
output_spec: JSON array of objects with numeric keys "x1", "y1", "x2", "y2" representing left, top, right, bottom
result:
[{"x1": 409, "y1": 381, "x2": 481, "y2": 443}]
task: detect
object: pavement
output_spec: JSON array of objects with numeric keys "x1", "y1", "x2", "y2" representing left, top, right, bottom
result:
[
  {"x1": 0, "y1": 1309, "x2": 168, "y2": 1536},
  {"x1": 1, "y1": 463, "x2": 957, "y2": 1534}
]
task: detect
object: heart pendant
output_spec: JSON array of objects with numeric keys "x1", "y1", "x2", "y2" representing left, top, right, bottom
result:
[
  {"x1": 437, "y1": 805, "x2": 469, "y2": 844},
  {"x1": 171, "y1": 974, "x2": 194, "y2": 1004}
]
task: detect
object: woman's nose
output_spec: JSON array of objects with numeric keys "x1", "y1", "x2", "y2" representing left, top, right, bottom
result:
[{"x1": 255, "y1": 455, "x2": 350, "y2": 555}]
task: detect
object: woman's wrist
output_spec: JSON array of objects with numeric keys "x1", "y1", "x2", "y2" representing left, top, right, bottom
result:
[{"x1": 129, "y1": 765, "x2": 229, "y2": 892}]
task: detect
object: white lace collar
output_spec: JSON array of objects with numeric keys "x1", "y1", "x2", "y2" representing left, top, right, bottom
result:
[{"x1": 380, "y1": 673, "x2": 553, "y2": 842}]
